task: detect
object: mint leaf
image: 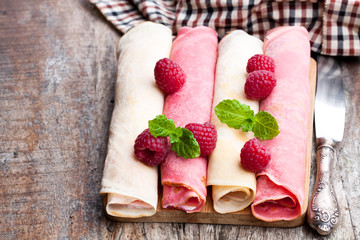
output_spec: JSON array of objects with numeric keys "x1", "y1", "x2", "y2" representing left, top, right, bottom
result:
[
  {"x1": 215, "y1": 99, "x2": 254, "y2": 129},
  {"x1": 171, "y1": 128, "x2": 200, "y2": 159},
  {"x1": 214, "y1": 99, "x2": 280, "y2": 140},
  {"x1": 148, "y1": 115, "x2": 201, "y2": 159},
  {"x1": 253, "y1": 111, "x2": 280, "y2": 140},
  {"x1": 240, "y1": 118, "x2": 255, "y2": 132},
  {"x1": 149, "y1": 115, "x2": 175, "y2": 138}
]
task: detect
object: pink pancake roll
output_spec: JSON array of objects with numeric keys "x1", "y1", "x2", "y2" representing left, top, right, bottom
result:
[
  {"x1": 251, "y1": 26, "x2": 311, "y2": 221},
  {"x1": 161, "y1": 26, "x2": 218, "y2": 213}
]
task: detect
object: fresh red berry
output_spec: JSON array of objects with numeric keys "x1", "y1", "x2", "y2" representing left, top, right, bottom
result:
[
  {"x1": 246, "y1": 54, "x2": 276, "y2": 73},
  {"x1": 244, "y1": 70, "x2": 276, "y2": 100},
  {"x1": 154, "y1": 58, "x2": 186, "y2": 94},
  {"x1": 134, "y1": 129, "x2": 171, "y2": 167},
  {"x1": 185, "y1": 122, "x2": 217, "y2": 157},
  {"x1": 240, "y1": 138, "x2": 271, "y2": 172}
]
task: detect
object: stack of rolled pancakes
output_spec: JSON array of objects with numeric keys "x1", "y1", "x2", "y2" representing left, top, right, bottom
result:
[{"x1": 100, "y1": 22, "x2": 310, "y2": 222}]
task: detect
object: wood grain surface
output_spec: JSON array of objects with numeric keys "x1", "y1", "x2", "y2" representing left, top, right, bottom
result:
[{"x1": 0, "y1": 0, "x2": 359, "y2": 239}]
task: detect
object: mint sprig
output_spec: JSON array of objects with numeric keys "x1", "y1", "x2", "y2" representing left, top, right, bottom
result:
[
  {"x1": 148, "y1": 115, "x2": 200, "y2": 159},
  {"x1": 214, "y1": 99, "x2": 279, "y2": 140}
]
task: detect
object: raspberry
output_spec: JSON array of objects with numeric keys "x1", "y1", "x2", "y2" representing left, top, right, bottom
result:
[
  {"x1": 134, "y1": 129, "x2": 171, "y2": 167},
  {"x1": 185, "y1": 122, "x2": 217, "y2": 157},
  {"x1": 246, "y1": 54, "x2": 276, "y2": 73},
  {"x1": 244, "y1": 70, "x2": 276, "y2": 100},
  {"x1": 240, "y1": 138, "x2": 271, "y2": 172},
  {"x1": 154, "y1": 58, "x2": 186, "y2": 94}
]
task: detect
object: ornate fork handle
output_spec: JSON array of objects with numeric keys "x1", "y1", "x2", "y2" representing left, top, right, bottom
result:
[{"x1": 307, "y1": 138, "x2": 340, "y2": 235}]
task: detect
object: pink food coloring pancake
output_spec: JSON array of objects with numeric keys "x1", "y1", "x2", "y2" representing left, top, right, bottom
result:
[
  {"x1": 251, "y1": 26, "x2": 311, "y2": 221},
  {"x1": 161, "y1": 26, "x2": 218, "y2": 213}
]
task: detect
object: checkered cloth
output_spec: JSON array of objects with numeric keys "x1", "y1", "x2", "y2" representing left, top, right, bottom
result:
[{"x1": 89, "y1": 0, "x2": 360, "y2": 56}]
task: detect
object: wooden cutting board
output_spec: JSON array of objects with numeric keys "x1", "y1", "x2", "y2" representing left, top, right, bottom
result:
[{"x1": 106, "y1": 58, "x2": 317, "y2": 227}]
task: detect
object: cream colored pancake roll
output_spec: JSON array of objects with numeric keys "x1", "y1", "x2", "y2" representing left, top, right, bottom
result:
[
  {"x1": 100, "y1": 22, "x2": 172, "y2": 218},
  {"x1": 207, "y1": 30, "x2": 263, "y2": 214}
]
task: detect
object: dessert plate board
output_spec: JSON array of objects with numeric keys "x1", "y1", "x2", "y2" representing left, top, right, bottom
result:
[{"x1": 105, "y1": 58, "x2": 317, "y2": 227}]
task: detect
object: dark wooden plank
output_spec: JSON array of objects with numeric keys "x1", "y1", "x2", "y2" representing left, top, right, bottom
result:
[
  {"x1": 0, "y1": 0, "x2": 119, "y2": 239},
  {"x1": 337, "y1": 56, "x2": 360, "y2": 239},
  {"x1": 0, "y1": 0, "x2": 359, "y2": 239}
]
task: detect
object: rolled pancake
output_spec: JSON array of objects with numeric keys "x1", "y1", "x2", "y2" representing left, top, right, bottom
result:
[
  {"x1": 251, "y1": 26, "x2": 311, "y2": 221},
  {"x1": 161, "y1": 26, "x2": 218, "y2": 213},
  {"x1": 207, "y1": 30, "x2": 263, "y2": 213},
  {"x1": 100, "y1": 22, "x2": 172, "y2": 218}
]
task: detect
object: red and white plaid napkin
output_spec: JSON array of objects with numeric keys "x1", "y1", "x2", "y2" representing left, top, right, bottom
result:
[{"x1": 89, "y1": 0, "x2": 360, "y2": 56}]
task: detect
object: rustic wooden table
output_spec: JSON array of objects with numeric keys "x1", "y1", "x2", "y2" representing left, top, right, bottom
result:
[{"x1": 1, "y1": 0, "x2": 359, "y2": 239}]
